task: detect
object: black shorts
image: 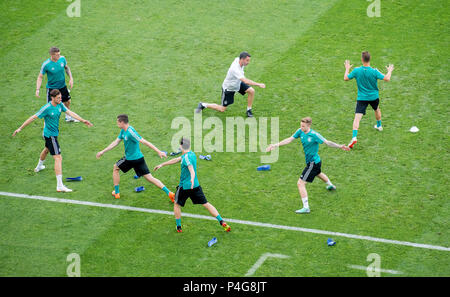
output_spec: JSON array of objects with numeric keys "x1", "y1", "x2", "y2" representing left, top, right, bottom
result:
[
  {"x1": 355, "y1": 98, "x2": 379, "y2": 115},
  {"x1": 221, "y1": 81, "x2": 251, "y2": 106},
  {"x1": 116, "y1": 157, "x2": 150, "y2": 177},
  {"x1": 175, "y1": 185, "x2": 208, "y2": 207},
  {"x1": 44, "y1": 136, "x2": 61, "y2": 155},
  {"x1": 47, "y1": 86, "x2": 71, "y2": 103},
  {"x1": 300, "y1": 161, "x2": 322, "y2": 183}
]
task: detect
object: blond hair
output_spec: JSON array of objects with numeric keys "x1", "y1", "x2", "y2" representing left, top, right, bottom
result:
[{"x1": 301, "y1": 117, "x2": 312, "y2": 126}]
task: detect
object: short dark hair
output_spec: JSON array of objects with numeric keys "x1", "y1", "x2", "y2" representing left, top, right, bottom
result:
[
  {"x1": 239, "y1": 51, "x2": 251, "y2": 60},
  {"x1": 180, "y1": 137, "x2": 191, "y2": 150},
  {"x1": 49, "y1": 47, "x2": 60, "y2": 55},
  {"x1": 49, "y1": 89, "x2": 61, "y2": 98},
  {"x1": 362, "y1": 51, "x2": 371, "y2": 63},
  {"x1": 117, "y1": 114, "x2": 129, "y2": 123}
]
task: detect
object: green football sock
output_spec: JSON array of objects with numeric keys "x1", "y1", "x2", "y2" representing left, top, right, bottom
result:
[
  {"x1": 114, "y1": 185, "x2": 120, "y2": 194},
  {"x1": 162, "y1": 186, "x2": 170, "y2": 195}
]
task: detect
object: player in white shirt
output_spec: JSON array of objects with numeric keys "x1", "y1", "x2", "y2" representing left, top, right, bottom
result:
[{"x1": 196, "y1": 52, "x2": 265, "y2": 117}]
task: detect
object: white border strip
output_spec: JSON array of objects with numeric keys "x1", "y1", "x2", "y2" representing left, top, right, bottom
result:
[{"x1": 1, "y1": 191, "x2": 449, "y2": 252}]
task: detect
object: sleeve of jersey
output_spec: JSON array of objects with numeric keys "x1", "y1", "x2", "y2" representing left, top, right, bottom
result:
[
  {"x1": 40, "y1": 62, "x2": 47, "y2": 75},
  {"x1": 184, "y1": 154, "x2": 191, "y2": 166},
  {"x1": 35, "y1": 104, "x2": 49, "y2": 119},
  {"x1": 347, "y1": 68, "x2": 356, "y2": 80},
  {"x1": 375, "y1": 69, "x2": 385, "y2": 80},
  {"x1": 292, "y1": 129, "x2": 302, "y2": 139},
  {"x1": 117, "y1": 130, "x2": 124, "y2": 140},
  {"x1": 314, "y1": 132, "x2": 326, "y2": 144},
  {"x1": 60, "y1": 103, "x2": 68, "y2": 112},
  {"x1": 129, "y1": 129, "x2": 142, "y2": 142}
]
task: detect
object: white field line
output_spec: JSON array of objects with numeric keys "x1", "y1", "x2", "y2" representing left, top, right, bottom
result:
[
  {"x1": 245, "y1": 253, "x2": 290, "y2": 276},
  {"x1": 0, "y1": 191, "x2": 449, "y2": 252},
  {"x1": 347, "y1": 265, "x2": 403, "y2": 275}
]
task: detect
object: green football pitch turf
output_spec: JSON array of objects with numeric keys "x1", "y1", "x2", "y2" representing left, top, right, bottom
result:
[{"x1": 0, "y1": 0, "x2": 448, "y2": 277}]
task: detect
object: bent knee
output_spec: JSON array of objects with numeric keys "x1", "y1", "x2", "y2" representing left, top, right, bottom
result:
[{"x1": 246, "y1": 87, "x2": 255, "y2": 94}]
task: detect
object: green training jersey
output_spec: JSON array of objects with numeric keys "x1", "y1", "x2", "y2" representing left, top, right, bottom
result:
[
  {"x1": 179, "y1": 151, "x2": 200, "y2": 190},
  {"x1": 35, "y1": 102, "x2": 67, "y2": 137},
  {"x1": 292, "y1": 128, "x2": 326, "y2": 164},
  {"x1": 347, "y1": 66, "x2": 385, "y2": 101},
  {"x1": 117, "y1": 126, "x2": 144, "y2": 160},
  {"x1": 40, "y1": 56, "x2": 67, "y2": 89}
]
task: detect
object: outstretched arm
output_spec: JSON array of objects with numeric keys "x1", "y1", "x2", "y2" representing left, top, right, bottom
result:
[
  {"x1": 266, "y1": 136, "x2": 295, "y2": 152},
  {"x1": 240, "y1": 77, "x2": 265, "y2": 88},
  {"x1": 140, "y1": 138, "x2": 167, "y2": 158},
  {"x1": 96, "y1": 138, "x2": 121, "y2": 159},
  {"x1": 65, "y1": 109, "x2": 93, "y2": 127},
  {"x1": 154, "y1": 157, "x2": 182, "y2": 171},
  {"x1": 383, "y1": 64, "x2": 394, "y2": 81},
  {"x1": 324, "y1": 139, "x2": 350, "y2": 151},
  {"x1": 12, "y1": 115, "x2": 38, "y2": 136},
  {"x1": 344, "y1": 60, "x2": 353, "y2": 81}
]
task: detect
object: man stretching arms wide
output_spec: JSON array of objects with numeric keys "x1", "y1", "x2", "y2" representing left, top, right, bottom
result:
[
  {"x1": 96, "y1": 114, "x2": 175, "y2": 201},
  {"x1": 344, "y1": 51, "x2": 394, "y2": 148},
  {"x1": 267, "y1": 117, "x2": 349, "y2": 214},
  {"x1": 13, "y1": 89, "x2": 93, "y2": 192}
]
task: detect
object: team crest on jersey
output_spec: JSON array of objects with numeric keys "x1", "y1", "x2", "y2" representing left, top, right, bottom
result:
[
  {"x1": 61, "y1": 63, "x2": 64, "y2": 67},
  {"x1": 125, "y1": 136, "x2": 128, "y2": 141}
]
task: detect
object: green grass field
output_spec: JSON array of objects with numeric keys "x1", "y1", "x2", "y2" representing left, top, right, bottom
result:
[{"x1": 0, "y1": 0, "x2": 449, "y2": 278}]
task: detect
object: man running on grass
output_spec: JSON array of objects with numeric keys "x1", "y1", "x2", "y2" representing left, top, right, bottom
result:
[
  {"x1": 96, "y1": 114, "x2": 175, "y2": 201},
  {"x1": 154, "y1": 137, "x2": 231, "y2": 233},
  {"x1": 36, "y1": 47, "x2": 78, "y2": 122},
  {"x1": 195, "y1": 51, "x2": 265, "y2": 117},
  {"x1": 12, "y1": 89, "x2": 93, "y2": 192},
  {"x1": 266, "y1": 117, "x2": 349, "y2": 214},
  {"x1": 344, "y1": 51, "x2": 394, "y2": 148}
]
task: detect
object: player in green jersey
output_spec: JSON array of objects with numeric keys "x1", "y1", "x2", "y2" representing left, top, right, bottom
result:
[
  {"x1": 13, "y1": 89, "x2": 93, "y2": 192},
  {"x1": 344, "y1": 51, "x2": 394, "y2": 148},
  {"x1": 266, "y1": 117, "x2": 349, "y2": 214},
  {"x1": 154, "y1": 138, "x2": 231, "y2": 233},
  {"x1": 36, "y1": 47, "x2": 77, "y2": 122},
  {"x1": 96, "y1": 114, "x2": 175, "y2": 202}
]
